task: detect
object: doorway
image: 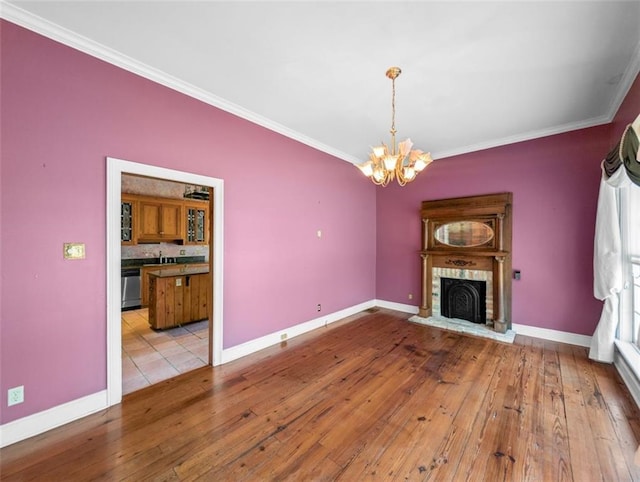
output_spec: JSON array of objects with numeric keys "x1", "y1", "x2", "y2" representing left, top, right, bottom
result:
[
  {"x1": 120, "y1": 173, "x2": 211, "y2": 394},
  {"x1": 107, "y1": 157, "x2": 224, "y2": 407}
]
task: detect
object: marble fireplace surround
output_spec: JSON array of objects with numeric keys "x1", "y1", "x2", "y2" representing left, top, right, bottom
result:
[
  {"x1": 432, "y1": 267, "x2": 493, "y2": 323},
  {"x1": 417, "y1": 193, "x2": 513, "y2": 333}
]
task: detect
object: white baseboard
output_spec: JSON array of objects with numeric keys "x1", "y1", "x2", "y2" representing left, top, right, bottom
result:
[
  {"x1": 374, "y1": 299, "x2": 592, "y2": 347},
  {"x1": 221, "y1": 300, "x2": 376, "y2": 364},
  {"x1": 374, "y1": 299, "x2": 420, "y2": 314},
  {"x1": 512, "y1": 323, "x2": 592, "y2": 347},
  {"x1": 0, "y1": 390, "x2": 107, "y2": 448}
]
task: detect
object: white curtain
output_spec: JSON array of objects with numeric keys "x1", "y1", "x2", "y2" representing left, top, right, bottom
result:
[
  {"x1": 589, "y1": 166, "x2": 632, "y2": 362},
  {"x1": 590, "y1": 115, "x2": 640, "y2": 362}
]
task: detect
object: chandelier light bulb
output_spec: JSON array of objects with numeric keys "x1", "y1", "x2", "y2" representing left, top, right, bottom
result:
[{"x1": 383, "y1": 154, "x2": 397, "y2": 171}]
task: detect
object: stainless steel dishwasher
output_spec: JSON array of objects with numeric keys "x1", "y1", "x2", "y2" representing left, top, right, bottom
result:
[{"x1": 121, "y1": 268, "x2": 141, "y2": 310}]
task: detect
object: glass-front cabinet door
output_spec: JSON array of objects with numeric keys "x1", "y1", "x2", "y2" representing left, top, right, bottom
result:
[
  {"x1": 185, "y1": 202, "x2": 208, "y2": 245},
  {"x1": 121, "y1": 195, "x2": 137, "y2": 245}
]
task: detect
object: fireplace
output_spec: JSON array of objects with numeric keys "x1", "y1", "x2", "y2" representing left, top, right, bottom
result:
[
  {"x1": 432, "y1": 267, "x2": 493, "y2": 322},
  {"x1": 418, "y1": 193, "x2": 512, "y2": 333},
  {"x1": 440, "y1": 278, "x2": 486, "y2": 324}
]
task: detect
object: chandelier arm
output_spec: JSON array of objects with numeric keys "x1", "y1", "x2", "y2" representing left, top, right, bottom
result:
[{"x1": 395, "y1": 157, "x2": 406, "y2": 185}]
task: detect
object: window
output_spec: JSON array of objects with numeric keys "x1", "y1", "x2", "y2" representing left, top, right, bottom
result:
[{"x1": 633, "y1": 260, "x2": 640, "y2": 346}]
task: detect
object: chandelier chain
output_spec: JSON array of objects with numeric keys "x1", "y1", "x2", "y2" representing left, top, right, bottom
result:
[
  {"x1": 391, "y1": 76, "x2": 396, "y2": 134},
  {"x1": 390, "y1": 76, "x2": 397, "y2": 153}
]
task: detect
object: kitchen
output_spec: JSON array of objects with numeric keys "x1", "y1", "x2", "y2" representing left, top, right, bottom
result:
[{"x1": 120, "y1": 173, "x2": 212, "y2": 395}]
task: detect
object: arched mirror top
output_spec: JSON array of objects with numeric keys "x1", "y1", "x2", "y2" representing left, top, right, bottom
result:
[{"x1": 434, "y1": 221, "x2": 494, "y2": 248}]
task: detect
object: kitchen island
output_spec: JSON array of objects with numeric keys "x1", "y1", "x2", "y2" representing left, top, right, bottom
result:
[{"x1": 147, "y1": 266, "x2": 210, "y2": 330}]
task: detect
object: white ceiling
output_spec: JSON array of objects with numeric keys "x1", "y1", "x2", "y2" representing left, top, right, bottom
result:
[{"x1": 4, "y1": 1, "x2": 640, "y2": 164}]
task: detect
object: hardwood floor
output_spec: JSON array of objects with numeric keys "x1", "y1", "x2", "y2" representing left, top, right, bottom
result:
[{"x1": 3, "y1": 309, "x2": 640, "y2": 481}]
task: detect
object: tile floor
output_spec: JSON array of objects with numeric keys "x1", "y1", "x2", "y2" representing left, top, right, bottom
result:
[{"x1": 121, "y1": 308, "x2": 209, "y2": 395}]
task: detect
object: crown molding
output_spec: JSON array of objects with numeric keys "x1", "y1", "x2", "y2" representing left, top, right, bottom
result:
[
  {"x1": 2, "y1": 1, "x2": 637, "y2": 167},
  {"x1": 432, "y1": 114, "x2": 612, "y2": 161},
  {"x1": 606, "y1": 39, "x2": 640, "y2": 122},
  {"x1": 0, "y1": 1, "x2": 359, "y2": 165}
]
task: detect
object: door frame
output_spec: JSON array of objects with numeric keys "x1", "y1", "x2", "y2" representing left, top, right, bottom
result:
[{"x1": 106, "y1": 157, "x2": 224, "y2": 406}]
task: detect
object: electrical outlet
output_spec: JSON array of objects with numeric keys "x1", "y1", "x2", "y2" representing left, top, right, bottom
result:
[
  {"x1": 180, "y1": 249, "x2": 186, "y2": 255},
  {"x1": 408, "y1": 293, "x2": 413, "y2": 300},
  {"x1": 8, "y1": 386, "x2": 24, "y2": 406},
  {"x1": 317, "y1": 303, "x2": 322, "y2": 312}
]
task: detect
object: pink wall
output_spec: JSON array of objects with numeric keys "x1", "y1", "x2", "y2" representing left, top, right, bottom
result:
[
  {"x1": 0, "y1": 22, "x2": 376, "y2": 423},
  {"x1": 376, "y1": 121, "x2": 631, "y2": 336},
  {"x1": 1, "y1": 18, "x2": 638, "y2": 427}
]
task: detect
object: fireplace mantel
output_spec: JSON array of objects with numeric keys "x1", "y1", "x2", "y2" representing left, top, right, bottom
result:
[{"x1": 419, "y1": 193, "x2": 513, "y2": 333}]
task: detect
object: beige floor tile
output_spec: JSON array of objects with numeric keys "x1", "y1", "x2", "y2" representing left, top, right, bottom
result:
[
  {"x1": 123, "y1": 375, "x2": 150, "y2": 394},
  {"x1": 131, "y1": 349, "x2": 164, "y2": 366},
  {"x1": 172, "y1": 357, "x2": 207, "y2": 373},
  {"x1": 144, "y1": 365, "x2": 180, "y2": 384}
]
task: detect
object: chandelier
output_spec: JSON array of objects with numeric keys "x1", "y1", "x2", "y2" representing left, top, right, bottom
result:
[{"x1": 356, "y1": 67, "x2": 433, "y2": 186}]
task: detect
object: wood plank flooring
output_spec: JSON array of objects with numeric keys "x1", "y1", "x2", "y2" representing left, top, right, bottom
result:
[{"x1": 3, "y1": 309, "x2": 640, "y2": 481}]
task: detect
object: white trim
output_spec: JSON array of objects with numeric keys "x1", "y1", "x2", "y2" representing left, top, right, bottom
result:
[
  {"x1": 606, "y1": 39, "x2": 640, "y2": 123},
  {"x1": 221, "y1": 300, "x2": 375, "y2": 364},
  {"x1": 433, "y1": 115, "x2": 612, "y2": 161},
  {"x1": 375, "y1": 299, "x2": 592, "y2": 347},
  {"x1": 0, "y1": 390, "x2": 107, "y2": 448},
  {"x1": 614, "y1": 340, "x2": 640, "y2": 410},
  {"x1": 511, "y1": 323, "x2": 592, "y2": 347},
  {"x1": 374, "y1": 299, "x2": 420, "y2": 315},
  {"x1": 0, "y1": 1, "x2": 358, "y2": 165},
  {"x1": 2, "y1": 2, "x2": 637, "y2": 165},
  {"x1": 106, "y1": 157, "x2": 225, "y2": 408}
]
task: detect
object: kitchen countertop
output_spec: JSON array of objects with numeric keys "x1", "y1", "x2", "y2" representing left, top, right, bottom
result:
[
  {"x1": 147, "y1": 266, "x2": 209, "y2": 278},
  {"x1": 121, "y1": 256, "x2": 206, "y2": 269}
]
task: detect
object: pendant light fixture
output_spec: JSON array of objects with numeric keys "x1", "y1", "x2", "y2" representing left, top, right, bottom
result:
[{"x1": 356, "y1": 67, "x2": 433, "y2": 186}]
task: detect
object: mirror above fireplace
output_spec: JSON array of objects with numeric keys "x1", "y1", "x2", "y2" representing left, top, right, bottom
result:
[{"x1": 434, "y1": 221, "x2": 495, "y2": 248}]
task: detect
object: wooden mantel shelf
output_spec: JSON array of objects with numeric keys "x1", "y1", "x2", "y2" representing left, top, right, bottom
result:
[{"x1": 421, "y1": 250, "x2": 510, "y2": 258}]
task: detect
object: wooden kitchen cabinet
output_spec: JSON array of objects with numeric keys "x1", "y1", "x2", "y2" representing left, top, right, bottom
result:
[
  {"x1": 138, "y1": 199, "x2": 184, "y2": 242},
  {"x1": 184, "y1": 201, "x2": 209, "y2": 245},
  {"x1": 148, "y1": 268, "x2": 210, "y2": 330},
  {"x1": 141, "y1": 262, "x2": 208, "y2": 307},
  {"x1": 119, "y1": 194, "x2": 210, "y2": 245},
  {"x1": 141, "y1": 265, "x2": 158, "y2": 307}
]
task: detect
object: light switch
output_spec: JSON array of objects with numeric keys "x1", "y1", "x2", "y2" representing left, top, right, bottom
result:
[
  {"x1": 317, "y1": 230, "x2": 322, "y2": 238},
  {"x1": 63, "y1": 243, "x2": 85, "y2": 259}
]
